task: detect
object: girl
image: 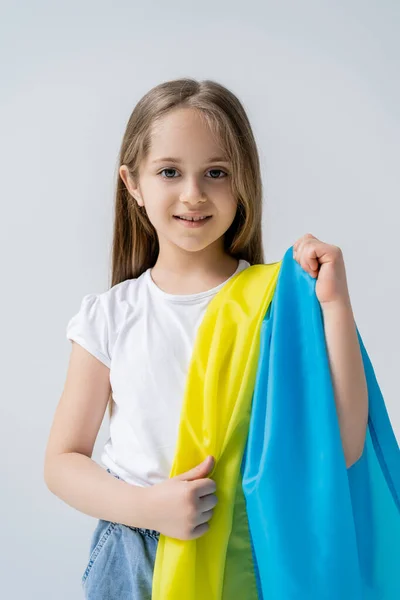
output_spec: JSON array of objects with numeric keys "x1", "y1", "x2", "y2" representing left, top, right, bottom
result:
[{"x1": 44, "y1": 78, "x2": 368, "y2": 599}]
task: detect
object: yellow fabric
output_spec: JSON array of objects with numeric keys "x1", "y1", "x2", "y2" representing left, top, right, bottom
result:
[{"x1": 151, "y1": 261, "x2": 282, "y2": 600}]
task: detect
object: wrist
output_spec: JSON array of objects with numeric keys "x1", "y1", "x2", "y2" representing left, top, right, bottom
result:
[
  {"x1": 320, "y1": 295, "x2": 352, "y2": 314},
  {"x1": 134, "y1": 483, "x2": 158, "y2": 531},
  {"x1": 121, "y1": 481, "x2": 154, "y2": 530}
]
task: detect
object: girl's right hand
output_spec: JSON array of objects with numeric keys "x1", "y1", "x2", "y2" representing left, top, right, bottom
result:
[{"x1": 146, "y1": 455, "x2": 218, "y2": 540}]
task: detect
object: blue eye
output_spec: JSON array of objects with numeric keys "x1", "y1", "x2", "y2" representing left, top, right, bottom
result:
[
  {"x1": 158, "y1": 168, "x2": 228, "y2": 179},
  {"x1": 208, "y1": 169, "x2": 228, "y2": 179},
  {"x1": 159, "y1": 168, "x2": 178, "y2": 178}
]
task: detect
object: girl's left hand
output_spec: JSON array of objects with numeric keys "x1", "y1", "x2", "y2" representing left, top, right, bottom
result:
[{"x1": 292, "y1": 233, "x2": 350, "y2": 307}]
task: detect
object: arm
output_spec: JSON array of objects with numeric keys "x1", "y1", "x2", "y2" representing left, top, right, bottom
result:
[
  {"x1": 45, "y1": 452, "x2": 151, "y2": 529},
  {"x1": 321, "y1": 299, "x2": 369, "y2": 468},
  {"x1": 44, "y1": 342, "x2": 152, "y2": 529},
  {"x1": 292, "y1": 234, "x2": 369, "y2": 469},
  {"x1": 44, "y1": 342, "x2": 217, "y2": 540}
]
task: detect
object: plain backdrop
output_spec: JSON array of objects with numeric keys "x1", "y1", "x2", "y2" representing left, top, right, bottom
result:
[{"x1": 1, "y1": 1, "x2": 399, "y2": 597}]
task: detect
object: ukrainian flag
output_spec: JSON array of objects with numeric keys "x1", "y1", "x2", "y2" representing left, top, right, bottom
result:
[{"x1": 152, "y1": 246, "x2": 400, "y2": 599}]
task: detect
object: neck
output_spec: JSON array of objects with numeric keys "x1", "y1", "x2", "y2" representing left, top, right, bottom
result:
[{"x1": 150, "y1": 239, "x2": 240, "y2": 295}]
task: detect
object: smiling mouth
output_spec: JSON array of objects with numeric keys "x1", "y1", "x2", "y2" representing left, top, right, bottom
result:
[{"x1": 173, "y1": 215, "x2": 212, "y2": 222}]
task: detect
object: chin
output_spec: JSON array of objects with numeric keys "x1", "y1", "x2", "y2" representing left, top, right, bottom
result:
[{"x1": 175, "y1": 240, "x2": 214, "y2": 253}]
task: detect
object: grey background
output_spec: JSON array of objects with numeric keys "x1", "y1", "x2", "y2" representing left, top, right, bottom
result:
[{"x1": 1, "y1": 1, "x2": 398, "y2": 597}]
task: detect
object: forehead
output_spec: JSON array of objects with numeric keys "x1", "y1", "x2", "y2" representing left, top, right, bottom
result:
[{"x1": 147, "y1": 108, "x2": 227, "y2": 161}]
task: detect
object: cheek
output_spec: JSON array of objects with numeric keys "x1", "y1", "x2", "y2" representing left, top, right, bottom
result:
[
  {"x1": 140, "y1": 183, "x2": 172, "y2": 216},
  {"x1": 211, "y1": 184, "x2": 235, "y2": 204},
  {"x1": 222, "y1": 196, "x2": 239, "y2": 219}
]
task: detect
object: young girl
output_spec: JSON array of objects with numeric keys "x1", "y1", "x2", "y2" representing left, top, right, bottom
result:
[{"x1": 44, "y1": 78, "x2": 368, "y2": 599}]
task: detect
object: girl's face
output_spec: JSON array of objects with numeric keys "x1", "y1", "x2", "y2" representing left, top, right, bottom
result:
[{"x1": 121, "y1": 107, "x2": 238, "y2": 255}]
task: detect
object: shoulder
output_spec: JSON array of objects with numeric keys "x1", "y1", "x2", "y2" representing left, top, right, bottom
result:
[
  {"x1": 66, "y1": 277, "x2": 143, "y2": 367},
  {"x1": 94, "y1": 276, "x2": 142, "y2": 330},
  {"x1": 67, "y1": 275, "x2": 144, "y2": 330},
  {"x1": 72, "y1": 279, "x2": 134, "y2": 319}
]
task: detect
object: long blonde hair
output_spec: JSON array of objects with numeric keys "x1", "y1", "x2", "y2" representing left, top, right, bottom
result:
[{"x1": 107, "y1": 78, "x2": 265, "y2": 418}]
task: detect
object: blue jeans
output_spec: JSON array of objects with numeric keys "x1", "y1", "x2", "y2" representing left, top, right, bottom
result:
[{"x1": 81, "y1": 468, "x2": 160, "y2": 599}]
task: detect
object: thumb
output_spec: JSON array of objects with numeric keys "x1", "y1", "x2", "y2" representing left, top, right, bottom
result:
[{"x1": 175, "y1": 455, "x2": 215, "y2": 482}]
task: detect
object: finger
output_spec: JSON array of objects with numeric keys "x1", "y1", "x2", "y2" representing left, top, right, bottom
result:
[
  {"x1": 300, "y1": 253, "x2": 318, "y2": 276},
  {"x1": 190, "y1": 522, "x2": 210, "y2": 540},
  {"x1": 304, "y1": 249, "x2": 319, "y2": 273},
  {"x1": 191, "y1": 477, "x2": 217, "y2": 496},
  {"x1": 295, "y1": 241, "x2": 320, "y2": 276},
  {"x1": 176, "y1": 456, "x2": 214, "y2": 482},
  {"x1": 198, "y1": 493, "x2": 218, "y2": 512},
  {"x1": 194, "y1": 508, "x2": 214, "y2": 527},
  {"x1": 294, "y1": 237, "x2": 307, "y2": 257},
  {"x1": 293, "y1": 233, "x2": 315, "y2": 252}
]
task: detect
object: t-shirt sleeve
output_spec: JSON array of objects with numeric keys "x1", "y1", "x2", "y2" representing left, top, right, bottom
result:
[{"x1": 66, "y1": 293, "x2": 111, "y2": 368}]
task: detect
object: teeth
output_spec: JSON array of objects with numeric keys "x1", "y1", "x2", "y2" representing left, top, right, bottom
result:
[{"x1": 179, "y1": 216, "x2": 208, "y2": 221}]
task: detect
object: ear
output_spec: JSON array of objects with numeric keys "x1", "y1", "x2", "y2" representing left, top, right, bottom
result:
[{"x1": 119, "y1": 165, "x2": 144, "y2": 207}]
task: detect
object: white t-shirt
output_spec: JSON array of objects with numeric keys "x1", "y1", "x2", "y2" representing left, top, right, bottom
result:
[{"x1": 66, "y1": 259, "x2": 251, "y2": 487}]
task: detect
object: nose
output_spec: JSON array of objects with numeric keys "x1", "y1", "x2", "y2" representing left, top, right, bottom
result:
[{"x1": 179, "y1": 176, "x2": 207, "y2": 205}]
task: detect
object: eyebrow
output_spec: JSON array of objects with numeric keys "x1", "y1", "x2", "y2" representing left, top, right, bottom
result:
[{"x1": 151, "y1": 156, "x2": 230, "y2": 164}]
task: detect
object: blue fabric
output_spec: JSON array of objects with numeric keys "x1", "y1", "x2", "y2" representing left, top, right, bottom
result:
[{"x1": 242, "y1": 247, "x2": 400, "y2": 599}]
